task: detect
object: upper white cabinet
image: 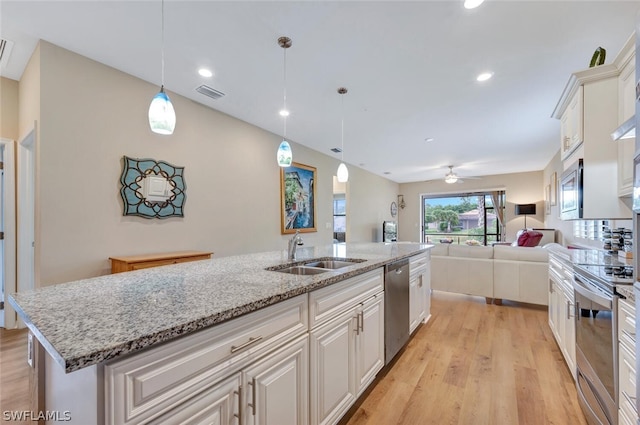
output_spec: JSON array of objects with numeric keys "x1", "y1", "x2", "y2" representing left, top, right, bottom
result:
[
  {"x1": 559, "y1": 86, "x2": 584, "y2": 160},
  {"x1": 615, "y1": 35, "x2": 636, "y2": 197},
  {"x1": 552, "y1": 33, "x2": 634, "y2": 220}
]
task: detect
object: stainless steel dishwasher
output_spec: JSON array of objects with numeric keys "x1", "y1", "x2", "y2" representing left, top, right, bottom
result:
[{"x1": 384, "y1": 258, "x2": 410, "y2": 364}]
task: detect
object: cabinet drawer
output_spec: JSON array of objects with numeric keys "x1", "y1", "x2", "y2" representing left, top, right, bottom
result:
[
  {"x1": 104, "y1": 295, "x2": 308, "y2": 425},
  {"x1": 410, "y1": 253, "x2": 429, "y2": 279},
  {"x1": 618, "y1": 341, "x2": 637, "y2": 421},
  {"x1": 309, "y1": 269, "x2": 383, "y2": 329},
  {"x1": 619, "y1": 297, "x2": 636, "y2": 347}
]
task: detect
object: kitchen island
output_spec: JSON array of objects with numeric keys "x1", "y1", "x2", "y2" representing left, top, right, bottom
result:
[{"x1": 9, "y1": 242, "x2": 431, "y2": 425}]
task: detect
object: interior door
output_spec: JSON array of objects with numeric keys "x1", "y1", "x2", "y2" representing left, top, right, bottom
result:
[{"x1": 0, "y1": 138, "x2": 16, "y2": 329}]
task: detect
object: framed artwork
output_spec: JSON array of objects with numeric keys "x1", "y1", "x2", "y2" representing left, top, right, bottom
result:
[
  {"x1": 119, "y1": 156, "x2": 186, "y2": 219},
  {"x1": 545, "y1": 184, "x2": 551, "y2": 215},
  {"x1": 550, "y1": 172, "x2": 557, "y2": 206},
  {"x1": 280, "y1": 162, "x2": 317, "y2": 234}
]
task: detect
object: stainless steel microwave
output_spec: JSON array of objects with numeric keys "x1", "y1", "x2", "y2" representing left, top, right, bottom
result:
[
  {"x1": 633, "y1": 154, "x2": 640, "y2": 212},
  {"x1": 560, "y1": 158, "x2": 583, "y2": 220}
]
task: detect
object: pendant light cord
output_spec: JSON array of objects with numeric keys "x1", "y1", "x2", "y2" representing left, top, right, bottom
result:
[
  {"x1": 282, "y1": 46, "x2": 287, "y2": 139},
  {"x1": 341, "y1": 92, "x2": 344, "y2": 161},
  {"x1": 161, "y1": 0, "x2": 165, "y2": 88}
]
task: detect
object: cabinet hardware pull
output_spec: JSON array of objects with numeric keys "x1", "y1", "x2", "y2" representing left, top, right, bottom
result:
[
  {"x1": 549, "y1": 279, "x2": 554, "y2": 293},
  {"x1": 566, "y1": 300, "x2": 574, "y2": 319},
  {"x1": 575, "y1": 301, "x2": 581, "y2": 322},
  {"x1": 231, "y1": 336, "x2": 263, "y2": 353},
  {"x1": 234, "y1": 385, "x2": 243, "y2": 424},
  {"x1": 249, "y1": 377, "x2": 257, "y2": 416}
]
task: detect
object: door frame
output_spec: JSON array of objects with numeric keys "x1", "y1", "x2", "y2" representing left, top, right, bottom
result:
[
  {"x1": 0, "y1": 138, "x2": 16, "y2": 328},
  {"x1": 17, "y1": 127, "x2": 36, "y2": 328}
]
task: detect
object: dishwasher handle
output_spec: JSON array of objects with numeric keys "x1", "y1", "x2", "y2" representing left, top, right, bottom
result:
[{"x1": 385, "y1": 258, "x2": 409, "y2": 273}]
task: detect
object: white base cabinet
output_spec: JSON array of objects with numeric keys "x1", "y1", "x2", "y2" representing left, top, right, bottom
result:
[
  {"x1": 548, "y1": 253, "x2": 576, "y2": 379},
  {"x1": 409, "y1": 252, "x2": 431, "y2": 334},
  {"x1": 618, "y1": 296, "x2": 637, "y2": 425},
  {"x1": 309, "y1": 269, "x2": 385, "y2": 425}
]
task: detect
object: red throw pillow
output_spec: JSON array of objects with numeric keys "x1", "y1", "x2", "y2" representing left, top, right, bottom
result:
[{"x1": 517, "y1": 230, "x2": 543, "y2": 247}]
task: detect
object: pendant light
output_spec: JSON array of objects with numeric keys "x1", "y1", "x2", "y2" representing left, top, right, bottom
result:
[
  {"x1": 277, "y1": 36, "x2": 293, "y2": 167},
  {"x1": 337, "y1": 87, "x2": 349, "y2": 183},
  {"x1": 148, "y1": 0, "x2": 176, "y2": 135}
]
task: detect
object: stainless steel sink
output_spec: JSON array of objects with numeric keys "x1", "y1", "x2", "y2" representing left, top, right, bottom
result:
[
  {"x1": 266, "y1": 257, "x2": 366, "y2": 275},
  {"x1": 275, "y1": 266, "x2": 329, "y2": 275},
  {"x1": 303, "y1": 260, "x2": 356, "y2": 269}
]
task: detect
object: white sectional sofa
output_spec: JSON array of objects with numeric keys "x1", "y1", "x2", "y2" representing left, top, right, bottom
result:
[{"x1": 430, "y1": 243, "x2": 549, "y2": 306}]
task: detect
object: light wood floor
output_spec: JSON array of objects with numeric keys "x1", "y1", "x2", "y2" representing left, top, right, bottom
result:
[
  {"x1": 0, "y1": 327, "x2": 31, "y2": 425},
  {"x1": 0, "y1": 293, "x2": 587, "y2": 425},
  {"x1": 342, "y1": 291, "x2": 588, "y2": 425}
]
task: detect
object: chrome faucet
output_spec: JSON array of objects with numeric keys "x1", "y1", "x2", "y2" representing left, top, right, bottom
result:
[{"x1": 288, "y1": 230, "x2": 304, "y2": 260}]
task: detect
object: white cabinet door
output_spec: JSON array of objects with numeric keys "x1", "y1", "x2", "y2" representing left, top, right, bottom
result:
[
  {"x1": 355, "y1": 295, "x2": 384, "y2": 395},
  {"x1": 562, "y1": 289, "x2": 576, "y2": 378},
  {"x1": 560, "y1": 86, "x2": 584, "y2": 160},
  {"x1": 244, "y1": 335, "x2": 309, "y2": 425},
  {"x1": 149, "y1": 372, "x2": 241, "y2": 425},
  {"x1": 310, "y1": 310, "x2": 357, "y2": 425},
  {"x1": 409, "y1": 275, "x2": 421, "y2": 334}
]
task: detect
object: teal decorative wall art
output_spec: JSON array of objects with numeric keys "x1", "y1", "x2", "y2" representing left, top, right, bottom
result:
[{"x1": 119, "y1": 156, "x2": 186, "y2": 219}]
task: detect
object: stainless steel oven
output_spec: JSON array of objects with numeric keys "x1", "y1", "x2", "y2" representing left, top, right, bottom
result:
[{"x1": 574, "y1": 266, "x2": 618, "y2": 425}]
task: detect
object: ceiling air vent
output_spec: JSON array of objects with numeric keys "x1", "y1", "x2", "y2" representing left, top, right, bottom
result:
[
  {"x1": 330, "y1": 147, "x2": 342, "y2": 153},
  {"x1": 0, "y1": 38, "x2": 15, "y2": 69},
  {"x1": 195, "y1": 85, "x2": 225, "y2": 100}
]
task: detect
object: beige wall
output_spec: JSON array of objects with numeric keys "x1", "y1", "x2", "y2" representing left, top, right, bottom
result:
[
  {"x1": 398, "y1": 171, "x2": 545, "y2": 243},
  {"x1": 0, "y1": 77, "x2": 19, "y2": 141},
  {"x1": 24, "y1": 41, "x2": 398, "y2": 286}
]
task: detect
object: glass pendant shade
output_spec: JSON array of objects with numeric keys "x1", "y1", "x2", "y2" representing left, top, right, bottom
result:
[
  {"x1": 277, "y1": 140, "x2": 293, "y2": 167},
  {"x1": 337, "y1": 162, "x2": 349, "y2": 183},
  {"x1": 149, "y1": 86, "x2": 176, "y2": 135},
  {"x1": 445, "y1": 175, "x2": 458, "y2": 184}
]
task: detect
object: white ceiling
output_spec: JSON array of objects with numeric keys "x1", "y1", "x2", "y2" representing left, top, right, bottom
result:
[{"x1": 1, "y1": 1, "x2": 638, "y2": 183}]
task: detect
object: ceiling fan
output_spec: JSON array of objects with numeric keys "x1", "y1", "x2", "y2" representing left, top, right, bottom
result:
[{"x1": 442, "y1": 165, "x2": 481, "y2": 184}]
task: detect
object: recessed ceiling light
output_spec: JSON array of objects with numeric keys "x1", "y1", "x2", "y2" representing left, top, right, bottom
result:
[
  {"x1": 198, "y1": 68, "x2": 213, "y2": 78},
  {"x1": 279, "y1": 109, "x2": 290, "y2": 117},
  {"x1": 464, "y1": 0, "x2": 485, "y2": 9},
  {"x1": 476, "y1": 72, "x2": 493, "y2": 82},
  {"x1": 425, "y1": 137, "x2": 435, "y2": 142}
]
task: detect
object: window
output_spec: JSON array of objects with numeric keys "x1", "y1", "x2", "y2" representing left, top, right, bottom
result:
[
  {"x1": 422, "y1": 191, "x2": 505, "y2": 245},
  {"x1": 333, "y1": 195, "x2": 346, "y2": 242}
]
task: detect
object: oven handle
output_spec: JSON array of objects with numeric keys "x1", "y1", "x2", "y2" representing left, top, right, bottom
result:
[{"x1": 573, "y1": 275, "x2": 612, "y2": 309}]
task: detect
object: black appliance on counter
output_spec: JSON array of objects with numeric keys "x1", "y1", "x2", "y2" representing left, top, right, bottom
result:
[{"x1": 383, "y1": 221, "x2": 397, "y2": 242}]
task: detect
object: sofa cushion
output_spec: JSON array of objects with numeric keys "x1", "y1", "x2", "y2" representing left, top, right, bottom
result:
[
  {"x1": 448, "y1": 244, "x2": 494, "y2": 259},
  {"x1": 493, "y1": 245, "x2": 548, "y2": 262},
  {"x1": 431, "y1": 243, "x2": 450, "y2": 256}
]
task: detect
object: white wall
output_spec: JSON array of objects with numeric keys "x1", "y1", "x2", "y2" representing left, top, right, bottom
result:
[
  {"x1": 398, "y1": 171, "x2": 544, "y2": 243},
  {"x1": 25, "y1": 41, "x2": 398, "y2": 286},
  {"x1": 0, "y1": 77, "x2": 19, "y2": 141}
]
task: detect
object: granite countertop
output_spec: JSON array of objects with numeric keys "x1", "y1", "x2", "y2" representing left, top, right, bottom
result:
[
  {"x1": 617, "y1": 284, "x2": 635, "y2": 302},
  {"x1": 9, "y1": 242, "x2": 430, "y2": 373}
]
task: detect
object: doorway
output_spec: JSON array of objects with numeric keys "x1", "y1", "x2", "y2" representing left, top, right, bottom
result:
[
  {"x1": 0, "y1": 138, "x2": 16, "y2": 328},
  {"x1": 333, "y1": 177, "x2": 347, "y2": 242}
]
